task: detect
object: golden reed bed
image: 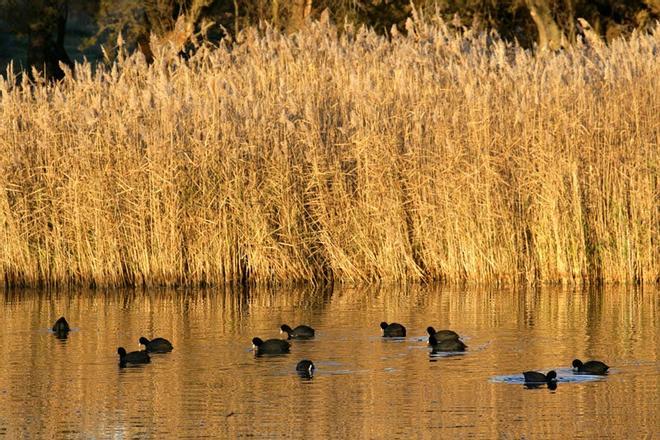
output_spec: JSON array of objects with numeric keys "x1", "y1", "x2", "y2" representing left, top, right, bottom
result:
[{"x1": 0, "y1": 19, "x2": 658, "y2": 287}]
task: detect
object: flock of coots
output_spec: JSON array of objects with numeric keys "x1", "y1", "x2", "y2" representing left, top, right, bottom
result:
[
  {"x1": 520, "y1": 358, "x2": 610, "y2": 389},
  {"x1": 51, "y1": 316, "x2": 610, "y2": 383},
  {"x1": 252, "y1": 321, "x2": 610, "y2": 383},
  {"x1": 52, "y1": 316, "x2": 173, "y2": 368}
]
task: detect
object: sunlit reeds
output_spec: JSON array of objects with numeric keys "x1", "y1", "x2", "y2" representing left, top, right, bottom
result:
[{"x1": 0, "y1": 18, "x2": 657, "y2": 287}]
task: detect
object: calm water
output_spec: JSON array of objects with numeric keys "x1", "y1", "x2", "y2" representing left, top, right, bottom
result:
[{"x1": 0, "y1": 286, "x2": 657, "y2": 438}]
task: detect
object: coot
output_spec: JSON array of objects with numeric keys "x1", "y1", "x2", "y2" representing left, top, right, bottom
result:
[
  {"x1": 139, "y1": 336, "x2": 173, "y2": 353},
  {"x1": 380, "y1": 322, "x2": 406, "y2": 337},
  {"x1": 252, "y1": 337, "x2": 291, "y2": 355},
  {"x1": 280, "y1": 324, "x2": 315, "y2": 339}
]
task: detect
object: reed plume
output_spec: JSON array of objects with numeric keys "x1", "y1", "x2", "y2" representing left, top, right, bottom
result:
[{"x1": 0, "y1": 18, "x2": 657, "y2": 287}]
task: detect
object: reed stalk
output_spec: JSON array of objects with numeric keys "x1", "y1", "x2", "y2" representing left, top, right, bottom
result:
[{"x1": 0, "y1": 19, "x2": 657, "y2": 287}]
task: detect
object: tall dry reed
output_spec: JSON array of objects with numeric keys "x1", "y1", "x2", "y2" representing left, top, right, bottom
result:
[{"x1": 0, "y1": 19, "x2": 658, "y2": 287}]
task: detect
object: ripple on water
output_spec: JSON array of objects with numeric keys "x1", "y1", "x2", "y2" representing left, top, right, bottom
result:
[
  {"x1": 1, "y1": 286, "x2": 655, "y2": 439},
  {"x1": 490, "y1": 368, "x2": 609, "y2": 384},
  {"x1": 429, "y1": 351, "x2": 467, "y2": 359},
  {"x1": 263, "y1": 360, "x2": 369, "y2": 377},
  {"x1": 425, "y1": 340, "x2": 489, "y2": 359}
]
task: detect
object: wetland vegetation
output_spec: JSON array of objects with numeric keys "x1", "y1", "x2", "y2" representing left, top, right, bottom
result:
[
  {"x1": 0, "y1": 17, "x2": 658, "y2": 288},
  {"x1": 1, "y1": 4, "x2": 657, "y2": 438}
]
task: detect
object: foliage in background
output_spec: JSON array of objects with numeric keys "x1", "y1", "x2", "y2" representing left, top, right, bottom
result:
[
  {"x1": 2, "y1": 1, "x2": 660, "y2": 65},
  {"x1": 0, "y1": 0, "x2": 72, "y2": 78},
  {"x1": 88, "y1": 0, "x2": 213, "y2": 54},
  {"x1": 0, "y1": 18, "x2": 657, "y2": 287}
]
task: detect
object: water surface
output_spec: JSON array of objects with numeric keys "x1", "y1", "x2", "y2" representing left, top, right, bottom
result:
[{"x1": 0, "y1": 286, "x2": 657, "y2": 438}]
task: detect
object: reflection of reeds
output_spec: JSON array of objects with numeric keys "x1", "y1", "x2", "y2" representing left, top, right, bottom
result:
[
  {"x1": 0, "y1": 20, "x2": 657, "y2": 287},
  {"x1": 0, "y1": 285, "x2": 655, "y2": 438}
]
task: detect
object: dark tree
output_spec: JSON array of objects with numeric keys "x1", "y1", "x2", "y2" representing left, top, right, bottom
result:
[{"x1": 1, "y1": 0, "x2": 73, "y2": 80}]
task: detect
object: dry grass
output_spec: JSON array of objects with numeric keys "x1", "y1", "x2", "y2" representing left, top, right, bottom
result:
[{"x1": 0, "y1": 19, "x2": 658, "y2": 287}]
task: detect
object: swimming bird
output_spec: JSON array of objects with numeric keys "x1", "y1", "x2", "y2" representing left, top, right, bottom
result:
[
  {"x1": 426, "y1": 326, "x2": 460, "y2": 342},
  {"x1": 252, "y1": 337, "x2": 290, "y2": 355},
  {"x1": 429, "y1": 334, "x2": 466, "y2": 352},
  {"x1": 296, "y1": 360, "x2": 315, "y2": 378},
  {"x1": 139, "y1": 336, "x2": 173, "y2": 353},
  {"x1": 52, "y1": 317, "x2": 70, "y2": 333},
  {"x1": 280, "y1": 324, "x2": 315, "y2": 339},
  {"x1": 380, "y1": 322, "x2": 406, "y2": 337},
  {"x1": 572, "y1": 359, "x2": 609, "y2": 375},
  {"x1": 117, "y1": 347, "x2": 150, "y2": 367},
  {"x1": 523, "y1": 370, "x2": 557, "y2": 384}
]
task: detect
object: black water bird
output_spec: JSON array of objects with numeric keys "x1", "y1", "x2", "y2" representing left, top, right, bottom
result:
[
  {"x1": 280, "y1": 324, "x2": 315, "y2": 339},
  {"x1": 139, "y1": 336, "x2": 173, "y2": 353},
  {"x1": 429, "y1": 334, "x2": 466, "y2": 352},
  {"x1": 380, "y1": 322, "x2": 406, "y2": 337},
  {"x1": 52, "y1": 317, "x2": 70, "y2": 333},
  {"x1": 52, "y1": 317, "x2": 71, "y2": 339},
  {"x1": 296, "y1": 360, "x2": 315, "y2": 378},
  {"x1": 252, "y1": 337, "x2": 290, "y2": 355},
  {"x1": 118, "y1": 347, "x2": 150, "y2": 367},
  {"x1": 426, "y1": 326, "x2": 460, "y2": 342},
  {"x1": 523, "y1": 370, "x2": 557, "y2": 384},
  {"x1": 572, "y1": 359, "x2": 609, "y2": 375}
]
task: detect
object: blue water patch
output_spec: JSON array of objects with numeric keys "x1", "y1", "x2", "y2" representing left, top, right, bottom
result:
[
  {"x1": 313, "y1": 360, "x2": 372, "y2": 376},
  {"x1": 316, "y1": 360, "x2": 342, "y2": 367},
  {"x1": 429, "y1": 351, "x2": 466, "y2": 359},
  {"x1": 491, "y1": 368, "x2": 607, "y2": 384},
  {"x1": 464, "y1": 341, "x2": 490, "y2": 352}
]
